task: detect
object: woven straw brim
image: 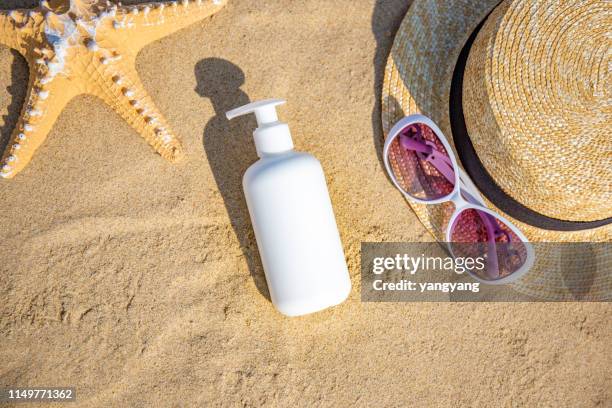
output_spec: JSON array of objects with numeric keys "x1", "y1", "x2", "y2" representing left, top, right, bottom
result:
[{"x1": 381, "y1": 0, "x2": 611, "y2": 300}]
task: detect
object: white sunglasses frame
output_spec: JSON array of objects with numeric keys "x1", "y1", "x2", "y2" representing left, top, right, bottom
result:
[{"x1": 383, "y1": 114, "x2": 534, "y2": 285}]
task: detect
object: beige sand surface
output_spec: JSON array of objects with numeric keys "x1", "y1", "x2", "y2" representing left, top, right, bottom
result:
[{"x1": 0, "y1": 0, "x2": 610, "y2": 406}]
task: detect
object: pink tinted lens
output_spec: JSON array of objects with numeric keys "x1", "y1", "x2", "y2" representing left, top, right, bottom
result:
[
  {"x1": 450, "y1": 209, "x2": 528, "y2": 282},
  {"x1": 386, "y1": 123, "x2": 455, "y2": 201}
]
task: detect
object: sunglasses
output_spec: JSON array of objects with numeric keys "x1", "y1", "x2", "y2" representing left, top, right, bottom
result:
[{"x1": 383, "y1": 114, "x2": 534, "y2": 284}]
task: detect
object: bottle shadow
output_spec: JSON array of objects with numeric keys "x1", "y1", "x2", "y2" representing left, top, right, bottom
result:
[{"x1": 195, "y1": 57, "x2": 270, "y2": 302}]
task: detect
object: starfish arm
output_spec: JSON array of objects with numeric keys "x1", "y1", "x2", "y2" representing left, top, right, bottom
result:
[
  {"x1": 90, "y1": 56, "x2": 183, "y2": 162},
  {"x1": 1, "y1": 72, "x2": 76, "y2": 178},
  {"x1": 108, "y1": 0, "x2": 227, "y2": 50}
]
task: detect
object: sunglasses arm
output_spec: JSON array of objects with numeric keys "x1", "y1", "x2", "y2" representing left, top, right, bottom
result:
[{"x1": 400, "y1": 136, "x2": 457, "y2": 186}]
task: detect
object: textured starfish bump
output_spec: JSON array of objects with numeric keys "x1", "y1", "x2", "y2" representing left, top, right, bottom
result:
[{"x1": 0, "y1": 0, "x2": 227, "y2": 178}]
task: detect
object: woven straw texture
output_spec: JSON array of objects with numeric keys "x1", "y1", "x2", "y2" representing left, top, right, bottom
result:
[
  {"x1": 464, "y1": 0, "x2": 611, "y2": 222},
  {"x1": 381, "y1": 0, "x2": 611, "y2": 300}
]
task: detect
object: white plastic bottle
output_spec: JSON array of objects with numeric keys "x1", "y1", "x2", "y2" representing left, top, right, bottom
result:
[{"x1": 226, "y1": 99, "x2": 351, "y2": 316}]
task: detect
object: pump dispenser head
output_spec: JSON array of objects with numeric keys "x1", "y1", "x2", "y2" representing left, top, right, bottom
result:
[{"x1": 226, "y1": 99, "x2": 294, "y2": 157}]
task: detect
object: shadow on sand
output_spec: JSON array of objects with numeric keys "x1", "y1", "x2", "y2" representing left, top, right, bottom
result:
[
  {"x1": 370, "y1": 0, "x2": 412, "y2": 168},
  {"x1": 195, "y1": 57, "x2": 270, "y2": 302},
  {"x1": 0, "y1": 50, "x2": 28, "y2": 158}
]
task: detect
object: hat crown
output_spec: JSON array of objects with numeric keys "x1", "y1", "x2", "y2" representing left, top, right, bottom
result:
[{"x1": 463, "y1": 0, "x2": 611, "y2": 222}]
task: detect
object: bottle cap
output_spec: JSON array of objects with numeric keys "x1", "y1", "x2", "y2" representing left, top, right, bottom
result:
[{"x1": 226, "y1": 99, "x2": 294, "y2": 157}]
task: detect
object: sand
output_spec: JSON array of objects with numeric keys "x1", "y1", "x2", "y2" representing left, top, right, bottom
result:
[{"x1": 0, "y1": 0, "x2": 610, "y2": 406}]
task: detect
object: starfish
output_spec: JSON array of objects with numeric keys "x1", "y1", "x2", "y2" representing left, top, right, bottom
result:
[{"x1": 0, "y1": 0, "x2": 227, "y2": 179}]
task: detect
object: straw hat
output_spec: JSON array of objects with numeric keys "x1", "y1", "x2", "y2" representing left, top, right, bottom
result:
[{"x1": 382, "y1": 0, "x2": 611, "y2": 300}]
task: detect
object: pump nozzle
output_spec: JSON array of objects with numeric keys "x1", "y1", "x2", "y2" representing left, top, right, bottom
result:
[
  {"x1": 226, "y1": 99, "x2": 286, "y2": 125},
  {"x1": 226, "y1": 98, "x2": 293, "y2": 157}
]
